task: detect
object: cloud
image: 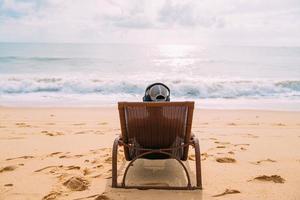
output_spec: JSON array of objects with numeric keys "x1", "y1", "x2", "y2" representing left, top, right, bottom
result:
[
  {"x1": 158, "y1": 0, "x2": 225, "y2": 28},
  {"x1": 0, "y1": 0, "x2": 299, "y2": 45},
  {"x1": 102, "y1": 0, "x2": 154, "y2": 29}
]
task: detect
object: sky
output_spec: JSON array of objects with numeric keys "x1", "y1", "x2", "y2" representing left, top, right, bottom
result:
[{"x1": 0, "y1": 0, "x2": 299, "y2": 45}]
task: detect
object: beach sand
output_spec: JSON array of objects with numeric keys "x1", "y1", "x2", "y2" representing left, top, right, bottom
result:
[{"x1": 0, "y1": 107, "x2": 300, "y2": 199}]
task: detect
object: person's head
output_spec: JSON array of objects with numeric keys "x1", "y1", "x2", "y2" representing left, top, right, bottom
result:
[{"x1": 143, "y1": 83, "x2": 170, "y2": 102}]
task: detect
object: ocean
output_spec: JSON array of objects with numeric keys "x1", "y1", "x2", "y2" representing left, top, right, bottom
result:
[{"x1": 0, "y1": 43, "x2": 300, "y2": 110}]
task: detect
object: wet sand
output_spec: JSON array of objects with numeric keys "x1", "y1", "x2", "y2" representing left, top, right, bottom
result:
[{"x1": 0, "y1": 107, "x2": 300, "y2": 199}]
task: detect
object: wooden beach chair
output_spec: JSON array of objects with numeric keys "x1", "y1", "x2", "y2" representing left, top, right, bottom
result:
[{"x1": 112, "y1": 101, "x2": 202, "y2": 190}]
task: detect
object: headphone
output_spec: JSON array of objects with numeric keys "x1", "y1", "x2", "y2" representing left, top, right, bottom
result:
[{"x1": 143, "y1": 82, "x2": 170, "y2": 102}]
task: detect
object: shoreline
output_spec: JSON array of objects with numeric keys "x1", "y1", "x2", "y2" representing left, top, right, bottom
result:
[
  {"x1": 1, "y1": 105, "x2": 300, "y2": 113},
  {"x1": 0, "y1": 105, "x2": 300, "y2": 114},
  {"x1": 1, "y1": 97, "x2": 300, "y2": 111}
]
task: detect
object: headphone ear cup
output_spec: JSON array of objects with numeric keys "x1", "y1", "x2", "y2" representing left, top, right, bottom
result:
[
  {"x1": 166, "y1": 96, "x2": 170, "y2": 101},
  {"x1": 143, "y1": 94, "x2": 151, "y2": 102},
  {"x1": 143, "y1": 87, "x2": 152, "y2": 102}
]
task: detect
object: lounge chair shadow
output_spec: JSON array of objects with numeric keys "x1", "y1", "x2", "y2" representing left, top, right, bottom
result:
[
  {"x1": 125, "y1": 159, "x2": 191, "y2": 187},
  {"x1": 104, "y1": 159, "x2": 203, "y2": 199}
]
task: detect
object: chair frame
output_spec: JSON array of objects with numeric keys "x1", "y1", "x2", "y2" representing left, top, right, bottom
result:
[{"x1": 112, "y1": 102, "x2": 202, "y2": 190}]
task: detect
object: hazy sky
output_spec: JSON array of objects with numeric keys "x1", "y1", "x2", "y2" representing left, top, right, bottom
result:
[{"x1": 0, "y1": 0, "x2": 299, "y2": 45}]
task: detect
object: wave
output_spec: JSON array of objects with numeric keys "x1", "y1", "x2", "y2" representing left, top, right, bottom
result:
[
  {"x1": 0, "y1": 56, "x2": 226, "y2": 64},
  {"x1": 0, "y1": 76, "x2": 300, "y2": 99},
  {"x1": 0, "y1": 56, "x2": 92, "y2": 62}
]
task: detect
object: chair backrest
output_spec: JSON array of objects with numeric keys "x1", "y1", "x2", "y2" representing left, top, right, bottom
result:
[{"x1": 118, "y1": 101, "x2": 194, "y2": 161}]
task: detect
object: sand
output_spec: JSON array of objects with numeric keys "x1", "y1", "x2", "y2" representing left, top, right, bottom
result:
[{"x1": 0, "y1": 107, "x2": 300, "y2": 199}]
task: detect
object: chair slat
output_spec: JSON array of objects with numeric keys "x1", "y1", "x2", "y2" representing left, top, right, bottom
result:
[{"x1": 118, "y1": 102, "x2": 194, "y2": 160}]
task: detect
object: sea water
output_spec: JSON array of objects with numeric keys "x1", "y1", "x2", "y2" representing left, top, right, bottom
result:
[{"x1": 0, "y1": 43, "x2": 300, "y2": 110}]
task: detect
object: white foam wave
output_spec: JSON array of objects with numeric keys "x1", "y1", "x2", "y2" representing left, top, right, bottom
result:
[{"x1": 0, "y1": 75, "x2": 299, "y2": 99}]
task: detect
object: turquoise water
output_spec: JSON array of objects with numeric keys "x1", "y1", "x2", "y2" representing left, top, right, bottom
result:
[{"x1": 0, "y1": 43, "x2": 300, "y2": 110}]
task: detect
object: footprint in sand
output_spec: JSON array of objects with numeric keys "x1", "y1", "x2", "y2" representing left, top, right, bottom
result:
[
  {"x1": 74, "y1": 131, "x2": 87, "y2": 135},
  {"x1": 249, "y1": 123, "x2": 260, "y2": 126},
  {"x1": 47, "y1": 152, "x2": 63, "y2": 157},
  {"x1": 94, "y1": 130, "x2": 105, "y2": 135},
  {"x1": 233, "y1": 144, "x2": 249, "y2": 151},
  {"x1": 250, "y1": 159, "x2": 276, "y2": 165},
  {"x1": 6, "y1": 155, "x2": 34, "y2": 161},
  {"x1": 83, "y1": 168, "x2": 93, "y2": 176},
  {"x1": 244, "y1": 134, "x2": 259, "y2": 138},
  {"x1": 105, "y1": 151, "x2": 125, "y2": 163},
  {"x1": 200, "y1": 122, "x2": 209, "y2": 125},
  {"x1": 188, "y1": 154, "x2": 196, "y2": 161},
  {"x1": 216, "y1": 145, "x2": 226, "y2": 148},
  {"x1": 65, "y1": 165, "x2": 81, "y2": 170},
  {"x1": 74, "y1": 154, "x2": 84, "y2": 158},
  {"x1": 252, "y1": 175, "x2": 285, "y2": 183},
  {"x1": 234, "y1": 143, "x2": 250, "y2": 147},
  {"x1": 34, "y1": 165, "x2": 63, "y2": 173},
  {"x1": 41, "y1": 130, "x2": 64, "y2": 136},
  {"x1": 72, "y1": 123, "x2": 86, "y2": 126},
  {"x1": 95, "y1": 194, "x2": 110, "y2": 200},
  {"x1": 93, "y1": 164, "x2": 104, "y2": 169},
  {"x1": 46, "y1": 132, "x2": 64, "y2": 136},
  {"x1": 35, "y1": 165, "x2": 81, "y2": 173},
  {"x1": 216, "y1": 157, "x2": 236, "y2": 163},
  {"x1": 73, "y1": 194, "x2": 110, "y2": 200},
  {"x1": 92, "y1": 174, "x2": 102, "y2": 178},
  {"x1": 98, "y1": 122, "x2": 108, "y2": 125},
  {"x1": 215, "y1": 141, "x2": 230, "y2": 145},
  {"x1": 15, "y1": 122, "x2": 31, "y2": 128},
  {"x1": 189, "y1": 152, "x2": 213, "y2": 161},
  {"x1": 89, "y1": 149, "x2": 100, "y2": 154},
  {"x1": 0, "y1": 165, "x2": 18, "y2": 173},
  {"x1": 59, "y1": 155, "x2": 71, "y2": 159},
  {"x1": 227, "y1": 123, "x2": 237, "y2": 126},
  {"x1": 273, "y1": 123, "x2": 286, "y2": 126},
  {"x1": 42, "y1": 191, "x2": 62, "y2": 200},
  {"x1": 45, "y1": 123, "x2": 56, "y2": 125},
  {"x1": 4, "y1": 184, "x2": 13, "y2": 187},
  {"x1": 63, "y1": 177, "x2": 89, "y2": 191},
  {"x1": 212, "y1": 189, "x2": 240, "y2": 197},
  {"x1": 104, "y1": 157, "x2": 112, "y2": 164}
]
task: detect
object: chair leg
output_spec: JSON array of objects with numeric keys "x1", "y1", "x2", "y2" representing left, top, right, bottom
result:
[
  {"x1": 193, "y1": 138, "x2": 203, "y2": 189},
  {"x1": 112, "y1": 137, "x2": 119, "y2": 188}
]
